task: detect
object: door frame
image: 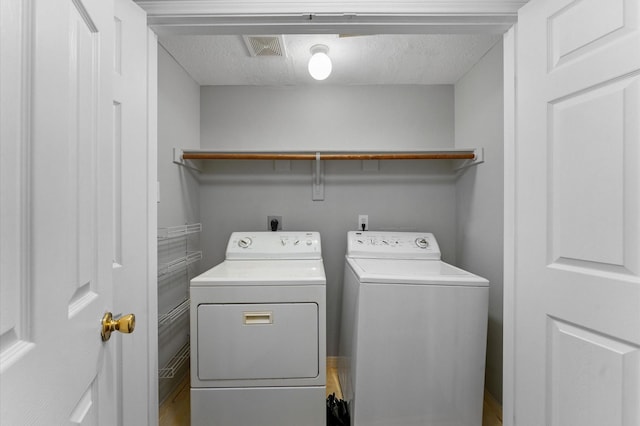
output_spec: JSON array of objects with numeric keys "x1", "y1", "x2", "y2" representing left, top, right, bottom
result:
[
  {"x1": 502, "y1": 25, "x2": 517, "y2": 426},
  {"x1": 137, "y1": 1, "x2": 524, "y2": 423},
  {"x1": 137, "y1": 0, "x2": 523, "y2": 36},
  {"x1": 146, "y1": 27, "x2": 159, "y2": 425}
]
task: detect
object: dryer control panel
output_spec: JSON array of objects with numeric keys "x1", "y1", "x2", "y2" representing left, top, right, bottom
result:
[
  {"x1": 347, "y1": 231, "x2": 441, "y2": 260},
  {"x1": 226, "y1": 231, "x2": 322, "y2": 260}
]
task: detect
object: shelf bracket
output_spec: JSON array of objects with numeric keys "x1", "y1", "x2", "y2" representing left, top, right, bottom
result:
[
  {"x1": 453, "y1": 147, "x2": 484, "y2": 172},
  {"x1": 173, "y1": 147, "x2": 202, "y2": 173},
  {"x1": 312, "y1": 152, "x2": 324, "y2": 201}
]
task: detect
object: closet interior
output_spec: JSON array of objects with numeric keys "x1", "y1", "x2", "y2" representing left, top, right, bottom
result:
[{"x1": 155, "y1": 33, "x2": 506, "y2": 411}]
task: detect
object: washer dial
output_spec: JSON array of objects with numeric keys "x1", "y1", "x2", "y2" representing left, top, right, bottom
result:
[{"x1": 415, "y1": 237, "x2": 429, "y2": 249}]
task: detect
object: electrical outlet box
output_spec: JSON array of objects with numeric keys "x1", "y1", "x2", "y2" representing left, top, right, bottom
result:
[
  {"x1": 358, "y1": 215, "x2": 368, "y2": 231},
  {"x1": 268, "y1": 216, "x2": 282, "y2": 231}
]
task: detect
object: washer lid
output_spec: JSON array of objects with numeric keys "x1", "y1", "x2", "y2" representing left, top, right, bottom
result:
[
  {"x1": 191, "y1": 259, "x2": 326, "y2": 286},
  {"x1": 347, "y1": 257, "x2": 489, "y2": 286}
]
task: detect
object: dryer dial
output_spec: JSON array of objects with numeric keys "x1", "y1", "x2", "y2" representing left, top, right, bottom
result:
[{"x1": 238, "y1": 237, "x2": 253, "y2": 248}]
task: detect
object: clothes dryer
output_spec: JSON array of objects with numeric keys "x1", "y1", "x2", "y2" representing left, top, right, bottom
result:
[
  {"x1": 338, "y1": 231, "x2": 488, "y2": 426},
  {"x1": 190, "y1": 232, "x2": 326, "y2": 426}
]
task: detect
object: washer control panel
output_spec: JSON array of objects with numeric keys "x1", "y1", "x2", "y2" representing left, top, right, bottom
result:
[
  {"x1": 347, "y1": 231, "x2": 441, "y2": 260},
  {"x1": 226, "y1": 231, "x2": 321, "y2": 260}
]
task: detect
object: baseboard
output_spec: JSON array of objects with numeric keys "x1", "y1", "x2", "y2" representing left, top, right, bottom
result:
[
  {"x1": 483, "y1": 388, "x2": 503, "y2": 422},
  {"x1": 326, "y1": 356, "x2": 339, "y2": 369}
]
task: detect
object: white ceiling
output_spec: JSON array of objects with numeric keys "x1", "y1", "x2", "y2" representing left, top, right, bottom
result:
[{"x1": 159, "y1": 33, "x2": 502, "y2": 86}]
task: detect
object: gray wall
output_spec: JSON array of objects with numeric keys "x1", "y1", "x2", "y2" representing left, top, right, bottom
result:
[
  {"x1": 157, "y1": 45, "x2": 201, "y2": 402},
  {"x1": 200, "y1": 85, "x2": 454, "y2": 151},
  {"x1": 156, "y1": 54, "x2": 506, "y2": 400},
  {"x1": 198, "y1": 85, "x2": 458, "y2": 355},
  {"x1": 454, "y1": 41, "x2": 504, "y2": 402},
  {"x1": 158, "y1": 46, "x2": 201, "y2": 229}
]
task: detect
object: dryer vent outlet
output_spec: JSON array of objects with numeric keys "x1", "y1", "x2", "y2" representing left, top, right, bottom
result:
[
  {"x1": 243, "y1": 35, "x2": 287, "y2": 57},
  {"x1": 268, "y1": 216, "x2": 282, "y2": 231}
]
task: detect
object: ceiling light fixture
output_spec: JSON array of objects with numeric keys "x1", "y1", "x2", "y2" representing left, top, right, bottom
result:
[{"x1": 308, "y1": 44, "x2": 332, "y2": 81}]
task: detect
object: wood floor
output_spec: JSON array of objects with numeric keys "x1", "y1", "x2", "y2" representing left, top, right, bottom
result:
[{"x1": 160, "y1": 358, "x2": 502, "y2": 426}]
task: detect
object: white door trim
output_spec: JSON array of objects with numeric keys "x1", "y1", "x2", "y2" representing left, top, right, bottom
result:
[
  {"x1": 0, "y1": 0, "x2": 34, "y2": 372},
  {"x1": 137, "y1": 0, "x2": 526, "y2": 15},
  {"x1": 137, "y1": 0, "x2": 523, "y2": 35},
  {"x1": 502, "y1": 24, "x2": 517, "y2": 426},
  {"x1": 137, "y1": 1, "x2": 527, "y2": 421},
  {"x1": 146, "y1": 27, "x2": 160, "y2": 425},
  {"x1": 112, "y1": 1, "x2": 158, "y2": 423}
]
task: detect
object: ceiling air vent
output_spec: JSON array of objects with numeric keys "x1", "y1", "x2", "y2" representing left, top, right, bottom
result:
[{"x1": 242, "y1": 35, "x2": 287, "y2": 57}]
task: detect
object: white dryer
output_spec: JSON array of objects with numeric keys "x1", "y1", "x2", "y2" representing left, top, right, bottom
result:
[
  {"x1": 338, "y1": 231, "x2": 489, "y2": 426},
  {"x1": 190, "y1": 232, "x2": 326, "y2": 426}
]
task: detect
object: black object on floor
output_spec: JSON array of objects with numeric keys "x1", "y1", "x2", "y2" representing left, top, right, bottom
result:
[{"x1": 326, "y1": 393, "x2": 350, "y2": 426}]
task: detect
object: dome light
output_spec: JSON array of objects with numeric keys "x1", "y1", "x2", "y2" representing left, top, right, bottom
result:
[{"x1": 308, "y1": 44, "x2": 332, "y2": 81}]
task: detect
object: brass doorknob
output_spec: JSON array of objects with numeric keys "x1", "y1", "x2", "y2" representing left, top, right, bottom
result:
[{"x1": 101, "y1": 312, "x2": 135, "y2": 342}]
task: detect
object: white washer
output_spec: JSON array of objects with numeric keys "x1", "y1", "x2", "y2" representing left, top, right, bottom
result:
[
  {"x1": 190, "y1": 232, "x2": 326, "y2": 426},
  {"x1": 338, "y1": 231, "x2": 489, "y2": 426}
]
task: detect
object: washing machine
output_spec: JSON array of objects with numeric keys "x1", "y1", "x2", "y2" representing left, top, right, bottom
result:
[
  {"x1": 190, "y1": 231, "x2": 326, "y2": 426},
  {"x1": 338, "y1": 231, "x2": 489, "y2": 426}
]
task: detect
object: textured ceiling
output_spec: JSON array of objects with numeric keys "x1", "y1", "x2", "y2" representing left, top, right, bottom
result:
[{"x1": 159, "y1": 34, "x2": 501, "y2": 86}]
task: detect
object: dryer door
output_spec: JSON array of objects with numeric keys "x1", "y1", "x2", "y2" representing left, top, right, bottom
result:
[{"x1": 197, "y1": 303, "x2": 319, "y2": 381}]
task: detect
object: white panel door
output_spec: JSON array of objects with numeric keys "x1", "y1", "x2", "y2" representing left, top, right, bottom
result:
[
  {"x1": 0, "y1": 0, "x2": 150, "y2": 424},
  {"x1": 514, "y1": 0, "x2": 640, "y2": 425},
  {"x1": 0, "y1": 0, "x2": 115, "y2": 423}
]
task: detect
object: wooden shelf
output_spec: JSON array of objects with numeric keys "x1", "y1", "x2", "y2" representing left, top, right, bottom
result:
[
  {"x1": 172, "y1": 148, "x2": 484, "y2": 201},
  {"x1": 180, "y1": 150, "x2": 477, "y2": 161}
]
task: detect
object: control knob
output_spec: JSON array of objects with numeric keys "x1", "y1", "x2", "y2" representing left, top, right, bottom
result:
[
  {"x1": 238, "y1": 237, "x2": 252, "y2": 248},
  {"x1": 415, "y1": 237, "x2": 429, "y2": 249}
]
